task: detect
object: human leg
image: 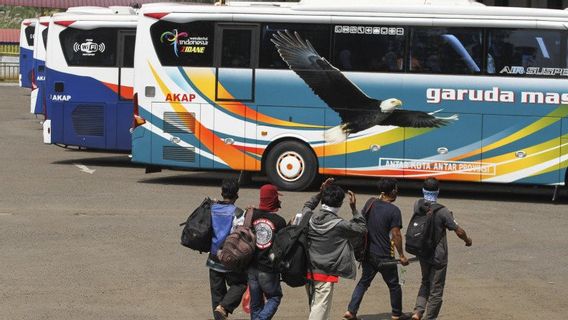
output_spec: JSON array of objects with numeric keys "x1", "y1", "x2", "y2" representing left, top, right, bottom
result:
[
  {"x1": 247, "y1": 268, "x2": 264, "y2": 320},
  {"x1": 308, "y1": 281, "x2": 335, "y2": 320},
  {"x1": 256, "y1": 270, "x2": 283, "y2": 320},
  {"x1": 423, "y1": 264, "x2": 447, "y2": 320},
  {"x1": 210, "y1": 269, "x2": 228, "y2": 312},
  {"x1": 413, "y1": 259, "x2": 433, "y2": 319},
  {"x1": 221, "y1": 270, "x2": 248, "y2": 314},
  {"x1": 378, "y1": 263, "x2": 402, "y2": 318},
  {"x1": 346, "y1": 260, "x2": 379, "y2": 315}
]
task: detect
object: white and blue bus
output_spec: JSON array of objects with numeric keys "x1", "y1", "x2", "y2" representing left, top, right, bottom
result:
[
  {"x1": 131, "y1": 0, "x2": 568, "y2": 190},
  {"x1": 19, "y1": 18, "x2": 37, "y2": 89},
  {"x1": 43, "y1": 8, "x2": 137, "y2": 150},
  {"x1": 30, "y1": 16, "x2": 50, "y2": 115}
]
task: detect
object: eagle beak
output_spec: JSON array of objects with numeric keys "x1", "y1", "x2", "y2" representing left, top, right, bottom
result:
[{"x1": 395, "y1": 99, "x2": 402, "y2": 108}]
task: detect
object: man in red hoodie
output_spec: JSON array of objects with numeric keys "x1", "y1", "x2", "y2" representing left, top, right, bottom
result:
[{"x1": 247, "y1": 184, "x2": 287, "y2": 320}]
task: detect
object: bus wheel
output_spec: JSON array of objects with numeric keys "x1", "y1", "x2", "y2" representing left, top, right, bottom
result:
[{"x1": 265, "y1": 140, "x2": 318, "y2": 191}]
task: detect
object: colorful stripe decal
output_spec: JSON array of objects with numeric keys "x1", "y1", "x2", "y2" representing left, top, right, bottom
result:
[
  {"x1": 149, "y1": 62, "x2": 260, "y2": 170},
  {"x1": 452, "y1": 106, "x2": 568, "y2": 161},
  {"x1": 180, "y1": 67, "x2": 324, "y2": 129}
]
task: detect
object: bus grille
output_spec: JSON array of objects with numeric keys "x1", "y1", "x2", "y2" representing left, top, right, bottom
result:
[
  {"x1": 163, "y1": 146, "x2": 196, "y2": 163},
  {"x1": 71, "y1": 105, "x2": 104, "y2": 136},
  {"x1": 163, "y1": 112, "x2": 195, "y2": 134}
]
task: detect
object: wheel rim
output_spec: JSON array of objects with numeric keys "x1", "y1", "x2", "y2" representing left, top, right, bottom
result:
[{"x1": 276, "y1": 151, "x2": 305, "y2": 182}]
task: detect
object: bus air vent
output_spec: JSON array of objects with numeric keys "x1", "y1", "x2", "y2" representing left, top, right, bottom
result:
[
  {"x1": 163, "y1": 146, "x2": 196, "y2": 163},
  {"x1": 71, "y1": 105, "x2": 104, "y2": 137},
  {"x1": 163, "y1": 112, "x2": 196, "y2": 134}
]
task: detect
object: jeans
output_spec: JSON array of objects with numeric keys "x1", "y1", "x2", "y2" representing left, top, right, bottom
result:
[
  {"x1": 209, "y1": 268, "x2": 247, "y2": 314},
  {"x1": 413, "y1": 260, "x2": 448, "y2": 320},
  {"x1": 347, "y1": 254, "x2": 402, "y2": 317},
  {"x1": 248, "y1": 267, "x2": 283, "y2": 320}
]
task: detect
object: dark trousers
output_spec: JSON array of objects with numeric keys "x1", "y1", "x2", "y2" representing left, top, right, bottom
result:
[
  {"x1": 347, "y1": 254, "x2": 402, "y2": 317},
  {"x1": 413, "y1": 260, "x2": 448, "y2": 320},
  {"x1": 209, "y1": 268, "x2": 248, "y2": 314}
]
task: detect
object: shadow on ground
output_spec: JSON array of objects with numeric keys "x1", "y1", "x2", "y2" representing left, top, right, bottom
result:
[
  {"x1": 138, "y1": 171, "x2": 568, "y2": 204},
  {"x1": 51, "y1": 152, "x2": 141, "y2": 168}
]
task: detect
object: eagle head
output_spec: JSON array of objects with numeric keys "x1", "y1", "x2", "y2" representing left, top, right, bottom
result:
[{"x1": 379, "y1": 98, "x2": 402, "y2": 113}]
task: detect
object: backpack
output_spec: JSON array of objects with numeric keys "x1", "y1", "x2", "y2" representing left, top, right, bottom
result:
[
  {"x1": 352, "y1": 198, "x2": 377, "y2": 262},
  {"x1": 270, "y1": 211, "x2": 314, "y2": 287},
  {"x1": 179, "y1": 197, "x2": 213, "y2": 253},
  {"x1": 217, "y1": 208, "x2": 256, "y2": 270},
  {"x1": 405, "y1": 202, "x2": 444, "y2": 257}
]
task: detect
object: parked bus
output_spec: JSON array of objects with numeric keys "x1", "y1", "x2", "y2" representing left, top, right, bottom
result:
[
  {"x1": 43, "y1": 8, "x2": 137, "y2": 151},
  {"x1": 19, "y1": 18, "x2": 37, "y2": 88},
  {"x1": 131, "y1": 0, "x2": 568, "y2": 190},
  {"x1": 30, "y1": 16, "x2": 50, "y2": 115}
]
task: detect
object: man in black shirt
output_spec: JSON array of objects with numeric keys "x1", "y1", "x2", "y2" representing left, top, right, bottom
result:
[
  {"x1": 343, "y1": 178, "x2": 409, "y2": 320},
  {"x1": 411, "y1": 178, "x2": 472, "y2": 320},
  {"x1": 248, "y1": 184, "x2": 287, "y2": 320}
]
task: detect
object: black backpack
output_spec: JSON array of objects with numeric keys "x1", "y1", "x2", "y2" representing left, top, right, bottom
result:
[
  {"x1": 405, "y1": 202, "x2": 444, "y2": 257},
  {"x1": 180, "y1": 197, "x2": 213, "y2": 253},
  {"x1": 270, "y1": 211, "x2": 314, "y2": 287},
  {"x1": 352, "y1": 197, "x2": 377, "y2": 262}
]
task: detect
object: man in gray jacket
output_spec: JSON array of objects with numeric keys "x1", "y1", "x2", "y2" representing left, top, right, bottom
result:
[{"x1": 300, "y1": 178, "x2": 367, "y2": 320}]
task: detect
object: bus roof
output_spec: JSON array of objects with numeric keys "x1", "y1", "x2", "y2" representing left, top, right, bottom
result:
[{"x1": 140, "y1": 1, "x2": 568, "y2": 22}]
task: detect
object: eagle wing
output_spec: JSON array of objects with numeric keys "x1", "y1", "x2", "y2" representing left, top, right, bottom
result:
[
  {"x1": 271, "y1": 30, "x2": 378, "y2": 122},
  {"x1": 381, "y1": 110, "x2": 451, "y2": 128}
]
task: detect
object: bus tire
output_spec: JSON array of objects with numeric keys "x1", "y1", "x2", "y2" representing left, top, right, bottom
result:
[{"x1": 265, "y1": 140, "x2": 318, "y2": 191}]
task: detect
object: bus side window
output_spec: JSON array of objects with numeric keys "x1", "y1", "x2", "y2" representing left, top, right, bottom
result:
[
  {"x1": 122, "y1": 34, "x2": 135, "y2": 68},
  {"x1": 259, "y1": 23, "x2": 330, "y2": 69},
  {"x1": 487, "y1": 29, "x2": 566, "y2": 77},
  {"x1": 221, "y1": 29, "x2": 252, "y2": 68},
  {"x1": 409, "y1": 27, "x2": 482, "y2": 75},
  {"x1": 332, "y1": 26, "x2": 405, "y2": 73}
]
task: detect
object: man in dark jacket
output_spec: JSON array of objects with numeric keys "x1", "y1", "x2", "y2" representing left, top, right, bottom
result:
[
  {"x1": 343, "y1": 178, "x2": 409, "y2": 320},
  {"x1": 207, "y1": 179, "x2": 247, "y2": 320},
  {"x1": 411, "y1": 177, "x2": 472, "y2": 320},
  {"x1": 301, "y1": 178, "x2": 367, "y2": 320},
  {"x1": 248, "y1": 184, "x2": 287, "y2": 320}
]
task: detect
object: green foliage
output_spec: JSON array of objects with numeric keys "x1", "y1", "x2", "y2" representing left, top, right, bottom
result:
[{"x1": 0, "y1": 5, "x2": 63, "y2": 29}]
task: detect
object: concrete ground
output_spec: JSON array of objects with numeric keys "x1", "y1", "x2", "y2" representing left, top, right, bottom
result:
[{"x1": 0, "y1": 85, "x2": 567, "y2": 320}]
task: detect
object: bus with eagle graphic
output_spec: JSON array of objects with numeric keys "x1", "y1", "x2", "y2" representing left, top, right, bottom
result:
[{"x1": 130, "y1": 0, "x2": 568, "y2": 191}]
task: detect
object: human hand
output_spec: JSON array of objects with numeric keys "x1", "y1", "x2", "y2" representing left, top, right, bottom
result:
[
  {"x1": 320, "y1": 177, "x2": 334, "y2": 192},
  {"x1": 348, "y1": 190, "x2": 356, "y2": 211},
  {"x1": 465, "y1": 237, "x2": 472, "y2": 247},
  {"x1": 400, "y1": 255, "x2": 409, "y2": 266}
]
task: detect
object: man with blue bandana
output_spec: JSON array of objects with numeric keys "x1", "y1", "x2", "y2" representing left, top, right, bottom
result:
[{"x1": 411, "y1": 178, "x2": 472, "y2": 320}]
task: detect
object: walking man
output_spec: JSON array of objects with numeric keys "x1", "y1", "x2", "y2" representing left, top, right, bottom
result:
[
  {"x1": 207, "y1": 179, "x2": 248, "y2": 320},
  {"x1": 248, "y1": 184, "x2": 287, "y2": 320},
  {"x1": 411, "y1": 177, "x2": 472, "y2": 320},
  {"x1": 301, "y1": 178, "x2": 367, "y2": 320},
  {"x1": 343, "y1": 177, "x2": 409, "y2": 320}
]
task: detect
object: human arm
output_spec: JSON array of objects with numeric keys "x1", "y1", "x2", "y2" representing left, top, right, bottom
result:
[
  {"x1": 390, "y1": 227, "x2": 409, "y2": 266},
  {"x1": 335, "y1": 190, "x2": 367, "y2": 238},
  {"x1": 455, "y1": 226, "x2": 472, "y2": 246},
  {"x1": 301, "y1": 178, "x2": 334, "y2": 214}
]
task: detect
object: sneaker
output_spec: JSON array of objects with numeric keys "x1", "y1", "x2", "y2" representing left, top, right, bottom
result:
[
  {"x1": 213, "y1": 305, "x2": 228, "y2": 320},
  {"x1": 342, "y1": 311, "x2": 358, "y2": 320}
]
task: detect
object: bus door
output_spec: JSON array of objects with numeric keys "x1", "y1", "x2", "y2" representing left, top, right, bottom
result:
[
  {"x1": 213, "y1": 24, "x2": 259, "y2": 169},
  {"x1": 114, "y1": 30, "x2": 136, "y2": 150},
  {"x1": 482, "y1": 115, "x2": 561, "y2": 184}
]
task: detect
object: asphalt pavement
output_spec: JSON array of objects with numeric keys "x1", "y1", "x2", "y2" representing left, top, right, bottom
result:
[{"x1": 1, "y1": 85, "x2": 567, "y2": 320}]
